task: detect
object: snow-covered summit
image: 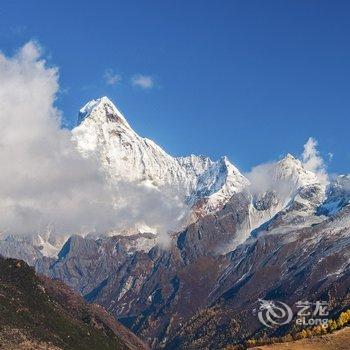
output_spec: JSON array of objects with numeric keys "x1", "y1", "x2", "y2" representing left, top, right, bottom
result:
[
  {"x1": 248, "y1": 153, "x2": 322, "y2": 207},
  {"x1": 275, "y1": 154, "x2": 319, "y2": 188},
  {"x1": 77, "y1": 96, "x2": 131, "y2": 128},
  {"x1": 72, "y1": 97, "x2": 248, "y2": 220}
]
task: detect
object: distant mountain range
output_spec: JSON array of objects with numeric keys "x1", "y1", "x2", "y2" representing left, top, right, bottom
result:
[{"x1": 0, "y1": 97, "x2": 349, "y2": 349}]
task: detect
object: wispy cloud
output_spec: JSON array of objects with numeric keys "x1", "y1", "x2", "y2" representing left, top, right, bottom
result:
[
  {"x1": 302, "y1": 137, "x2": 328, "y2": 185},
  {"x1": 131, "y1": 74, "x2": 154, "y2": 89},
  {"x1": 104, "y1": 69, "x2": 122, "y2": 85},
  {"x1": 246, "y1": 137, "x2": 330, "y2": 199}
]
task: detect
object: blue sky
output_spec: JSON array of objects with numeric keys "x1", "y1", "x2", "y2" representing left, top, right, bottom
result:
[{"x1": 0, "y1": 1, "x2": 349, "y2": 174}]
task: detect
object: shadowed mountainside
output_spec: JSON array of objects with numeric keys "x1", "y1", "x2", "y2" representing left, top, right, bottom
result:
[{"x1": 0, "y1": 256, "x2": 148, "y2": 350}]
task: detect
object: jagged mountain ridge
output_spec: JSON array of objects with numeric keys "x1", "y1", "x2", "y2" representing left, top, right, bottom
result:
[{"x1": 72, "y1": 97, "x2": 249, "y2": 221}]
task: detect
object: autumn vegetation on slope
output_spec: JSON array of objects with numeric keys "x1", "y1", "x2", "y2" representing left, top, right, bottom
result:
[
  {"x1": 223, "y1": 309, "x2": 350, "y2": 349},
  {"x1": 0, "y1": 257, "x2": 147, "y2": 350}
]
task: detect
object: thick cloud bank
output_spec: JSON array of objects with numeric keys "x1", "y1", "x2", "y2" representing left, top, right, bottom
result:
[{"x1": 0, "y1": 42, "x2": 183, "y2": 241}]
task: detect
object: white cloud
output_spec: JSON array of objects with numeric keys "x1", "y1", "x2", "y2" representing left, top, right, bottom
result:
[
  {"x1": 302, "y1": 137, "x2": 328, "y2": 185},
  {"x1": 246, "y1": 137, "x2": 330, "y2": 200},
  {"x1": 246, "y1": 161, "x2": 296, "y2": 200},
  {"x1": 104, "y1": 69, "x2": 122, "y2": 85},
  {"x1": 0, "y1": 42, "x2": 183, "y2": 244},
  {"x1": 131, "y1": 74, "x2": 154, "y2": 89}
]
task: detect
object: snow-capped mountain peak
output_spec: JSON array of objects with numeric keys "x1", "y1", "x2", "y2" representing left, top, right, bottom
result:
[
  {"x1": 72, "y1": 97, "x2": 249, "y2": 223},
  {"x1": 78, "y1": 96, "x2": 131, "y2": 129},
  {"x1": 275, "y1": 153, "x2": 319, "y2": 188}
]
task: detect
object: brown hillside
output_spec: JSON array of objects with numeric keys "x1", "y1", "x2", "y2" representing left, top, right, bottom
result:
[{"x1": 251, "y1": 327, "x2": 350, "y2": 350}]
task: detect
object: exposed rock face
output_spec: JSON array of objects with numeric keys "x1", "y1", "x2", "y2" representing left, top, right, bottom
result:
[
  {"x1": 0, "y1": 235, "x2": 44, "y2": 265},
  {"x1": 35, "y1": 178, "x2": 350, "y2": 348}
]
